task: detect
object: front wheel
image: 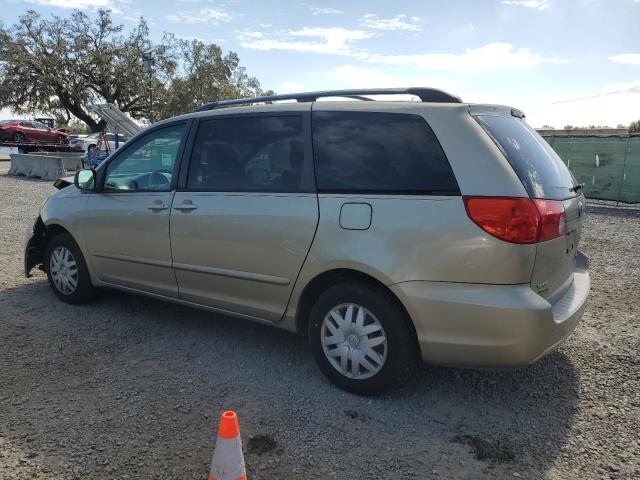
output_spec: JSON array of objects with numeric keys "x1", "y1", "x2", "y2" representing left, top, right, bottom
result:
[
  {"x1": 45, "y1": 232, "x2": 97, "y2": 304},
  {"x1": 13, "y1": 132, "x2": 25, "y2": 143},
  {"x1": 55, "y1": 135, "x2": 66, "y2": 144},
  {"x1": 308, "y1": 281, "x2": 419, "y2": 395}
]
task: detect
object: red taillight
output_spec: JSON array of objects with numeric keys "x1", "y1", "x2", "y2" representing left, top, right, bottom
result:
[
  {"x1": 463, "y1": 197, "x2": 566, "y2": 244},
  {"x1": 533, "y1": 199, "x2": 567, "y2": 242}
]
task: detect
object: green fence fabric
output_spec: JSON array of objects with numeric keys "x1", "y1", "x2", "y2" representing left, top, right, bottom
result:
[{"x1": 542, "y1": 135, "x2": 640, "y2": 203}]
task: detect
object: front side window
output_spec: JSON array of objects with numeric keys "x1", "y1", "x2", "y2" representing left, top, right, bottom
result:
[
  {"x1": 104, "y1": 124, "x2": 185, "y2": 192},
  {"x1": 187, "y1": 116, "x2": 305, "y2": 192},
  {"x1": 312, "y1": 111, "x2": 459, "y2": 194}
]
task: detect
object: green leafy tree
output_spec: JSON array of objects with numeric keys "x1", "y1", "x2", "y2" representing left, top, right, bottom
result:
[
  {"x1": 0, "y1": 9, "x2": 271, "y2": 131},
  {"x1": 154, "y1": 34, "x2": 273, "y2": 119},
  {"x1": 629, "y1": 120, "x2": 640, "y2": 133},
  {"x1": 0, "y1": 10, "x2": 164, "y2": 131}
]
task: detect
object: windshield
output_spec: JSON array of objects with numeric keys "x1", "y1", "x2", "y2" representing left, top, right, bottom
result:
[{"x1": 474, "y1": 115, "x2": 577, "y2": 200}]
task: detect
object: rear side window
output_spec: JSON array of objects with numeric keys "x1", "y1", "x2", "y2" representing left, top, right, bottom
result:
[
  {"x1": 187, "y1": 116, "x2": 305, "y2": 192},
  {"x1": 474, "y1": 115, "x2": 577, "y2": 200},
  {"x1": 312, "y1": 111, "x2": 459, "y2": 195}
]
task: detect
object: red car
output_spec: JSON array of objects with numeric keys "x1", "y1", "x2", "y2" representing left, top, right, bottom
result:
[{"x1": 0, "y1": 120, "x2": 69, "y2": 144}]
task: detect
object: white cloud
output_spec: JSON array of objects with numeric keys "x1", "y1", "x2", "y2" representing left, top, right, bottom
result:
[
  {"x1": 322, "y1": 65, "x2": 405, "y2": 89},
  {"x1": 360, "y1": 13, "x2": 423, "y2": 31},
  {"x1": 238, "y1": 27, "x2": 373, "y2": 57},
  {"x1": 527, "y1": 93, "x2": 640, "y2": 128},
  {"x1": 239, "y1": 28, "x2": 561, "y2": 72},
  {"x1": 602, "y1": 79, "x2": 640, "y2": 93},
  {"x1": 609, "y1": 53, "x2": 640, "y2": 65},
  {"x1": 367, "y1": 42, "x2": 565, "y2": 70},
  {"x1": 279, "y1": 81, "x2": 304, "y2": 93},
  {"x1": 501, "y1": 0, "x2": 550, "y2": 10},
  {"x1": 23, "y1": 0, "x2": 111, "y2": 7},
  {"x1": 237, "y1": 27, "x2": 567, "y2": 71},
  {"x1": 310, "y1": 7, "x2": 343, "y2": 15},
  {"x1": 316, "y1": 64, "x2": 458, "y2": 96},
  {"x1": 521, "y1": 80, "x2": 640, "y2": 127},
  {"x1": 167, "y1": 7, "x2": 232, "y2": 24}
]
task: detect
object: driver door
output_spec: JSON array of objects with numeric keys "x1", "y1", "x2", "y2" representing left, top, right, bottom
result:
[
  {"x1": 32, "y1": 122, "x2": 52, "y2": 142},
  {"x1": 81, "y1": 121, "x2": 188, "y2": 298}
]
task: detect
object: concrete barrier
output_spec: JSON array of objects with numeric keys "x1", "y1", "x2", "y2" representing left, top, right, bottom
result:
[
  {"x1": 0, "y1": 146, "x2": 20, "y2": 161},
  {"x1": 40, "y1": 151, "x2": 84, "y2": 171},
  {"x1": 8, "y1": 154, "x2": 66, "y2": 180}
]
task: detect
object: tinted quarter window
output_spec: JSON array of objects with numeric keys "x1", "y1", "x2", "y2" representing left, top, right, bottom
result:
[
  {"x1": 312, "y1": 111, "x2": 459, "y2": 194},
  {"x1": 187, "y1": 116, "x2": 305, "y2": 192},
  {"x1": 474, "y1": 115, "x2": 577, "y2": 200}
]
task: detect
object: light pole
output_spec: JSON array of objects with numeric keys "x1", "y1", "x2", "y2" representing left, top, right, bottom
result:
[{"x1": 142, "y1": 53, "x2": 154, "y2": 124}]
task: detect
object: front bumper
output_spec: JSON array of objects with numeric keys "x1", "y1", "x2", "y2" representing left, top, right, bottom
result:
[
  {"x1": 390, "y1": 251, "x2": 590, "y2": 367},
  {"x1": 24, "y1": 217, "x2": 47, "y2": 278}
]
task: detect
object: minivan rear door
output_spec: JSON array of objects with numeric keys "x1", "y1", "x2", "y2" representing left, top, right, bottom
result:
[
  {"x1": 170, "y1": 108, "x2": 319, "y2": 322},
  {"x1": 473, "y1": 111, "x2": 585, "y2": 301}
]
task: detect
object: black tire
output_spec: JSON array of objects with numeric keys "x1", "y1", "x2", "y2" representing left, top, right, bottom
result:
[
  {"x1": 13, "y1": 132, "x2": 25, "y2": 143},
  {"x1": 45, "y1": 232, "x2": 97, "y2": 305},
  {"x1": 308, "y1": 281, "x2": 419, "y2": 395},
  {"x1": 55, "y1": 135, "x2": 66, "y2": 144}
]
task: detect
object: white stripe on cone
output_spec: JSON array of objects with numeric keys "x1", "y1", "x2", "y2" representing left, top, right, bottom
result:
[{"x1": 208, "y1": 436, "x2": 247, "y2": 480}]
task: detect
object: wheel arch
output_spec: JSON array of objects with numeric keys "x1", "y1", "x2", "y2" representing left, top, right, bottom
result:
[
  {"x1": 26, "y1": 218, "x2": 83, "y2": 275},
  {"x1": 294, "y1": 268, "x2": 419, "y2": 346}
]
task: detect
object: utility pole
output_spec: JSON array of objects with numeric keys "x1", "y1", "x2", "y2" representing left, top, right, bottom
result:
[{"x1": 142, "y1": 53, "x2": 154, "y2": 124}]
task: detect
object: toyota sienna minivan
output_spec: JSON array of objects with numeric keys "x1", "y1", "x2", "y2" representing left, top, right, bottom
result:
[{"x1": 25, "y1": 88, "x2": 590, "y2": 394}]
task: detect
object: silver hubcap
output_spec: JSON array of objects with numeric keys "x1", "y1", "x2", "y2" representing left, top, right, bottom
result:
[
  {"x1": 321, "y1": 303, "x2": 388, "y2": 380},
  {"x1": 50, "y1": 246, "x2": 78, "y2": 295}
]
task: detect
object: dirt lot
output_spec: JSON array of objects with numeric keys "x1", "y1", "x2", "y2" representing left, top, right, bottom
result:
[{"x1": 0, "y1": 163, "x2": 638, "y2": 480}]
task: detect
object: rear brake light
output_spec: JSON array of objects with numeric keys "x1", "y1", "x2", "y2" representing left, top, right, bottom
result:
[
  {"x1": 463, "y1": 197, "x2": 566, "y2": 244},
  {"x1": 533, "y1": 199, "x2": 567, "y2": 242}
]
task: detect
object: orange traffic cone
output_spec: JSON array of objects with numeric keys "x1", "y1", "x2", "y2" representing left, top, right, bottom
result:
[{"x1": 208, "y1": 411, "x2": 247, "y2": 480}]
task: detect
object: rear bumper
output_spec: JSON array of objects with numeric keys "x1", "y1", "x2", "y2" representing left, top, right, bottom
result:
[{"x1": 390, "y1": 251, "x2": 590, "y2": 367}]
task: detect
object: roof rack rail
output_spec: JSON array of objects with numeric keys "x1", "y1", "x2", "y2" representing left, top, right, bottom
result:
[{"x1": 193, "y1": 87, "x2": 462, "y2": 112}]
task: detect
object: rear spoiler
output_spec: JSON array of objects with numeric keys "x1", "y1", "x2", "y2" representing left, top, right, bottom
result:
[{"x1": 468, "y1": 104, "x2": 525, "y2": 118}]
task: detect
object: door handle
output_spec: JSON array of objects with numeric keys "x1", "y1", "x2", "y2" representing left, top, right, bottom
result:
[
  {"x1": 174, "y1": 203, "x2": 198, "y2": 211},
  {"x1": 147, "y1": 202, "x2": 169, "y2": 211}
]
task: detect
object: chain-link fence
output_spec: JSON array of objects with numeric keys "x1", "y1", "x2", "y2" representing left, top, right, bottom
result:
[{"x1": 542, "y1": 135, "x2": 640, "y2": 203}]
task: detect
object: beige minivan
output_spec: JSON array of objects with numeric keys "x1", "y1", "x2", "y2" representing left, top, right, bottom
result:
[{"x1": 25, "y1": 88, "x2": 590, "y2": 394}]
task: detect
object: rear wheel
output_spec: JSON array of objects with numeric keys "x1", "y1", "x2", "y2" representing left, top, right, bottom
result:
[
  {"x1": 13, "y1": 132, "x2": 25, "y2": 143},
  {"x1": 45, "y1": 233, "x2": 96, "y2": 304},
  {"x1": 308, "y1": 281, "x2": 418, "y2": 395}
]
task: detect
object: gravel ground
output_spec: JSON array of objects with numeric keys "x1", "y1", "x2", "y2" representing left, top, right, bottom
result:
[{"x1": 0, "y1": 163, "x2": 638, "y2": 480}]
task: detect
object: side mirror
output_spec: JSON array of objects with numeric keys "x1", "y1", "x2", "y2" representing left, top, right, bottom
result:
[{"x1": 74, "y1": 169, "x2": 96, "y2": 191}]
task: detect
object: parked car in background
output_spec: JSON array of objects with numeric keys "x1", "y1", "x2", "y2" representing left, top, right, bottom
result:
[
  {"x1": 24, "y1": 88, "x2": 590, "y2": 395},
  {"x1": 0, "y1": 120, "x2": 69, "y2": 144},
  {"x1": 69, "y1": 132, "x2": 129, "y2": 153}
]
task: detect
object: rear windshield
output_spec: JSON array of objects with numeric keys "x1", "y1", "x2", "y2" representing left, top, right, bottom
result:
[{"x1": 474, "y1": 115, "x2": 577, "y2": 200}]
